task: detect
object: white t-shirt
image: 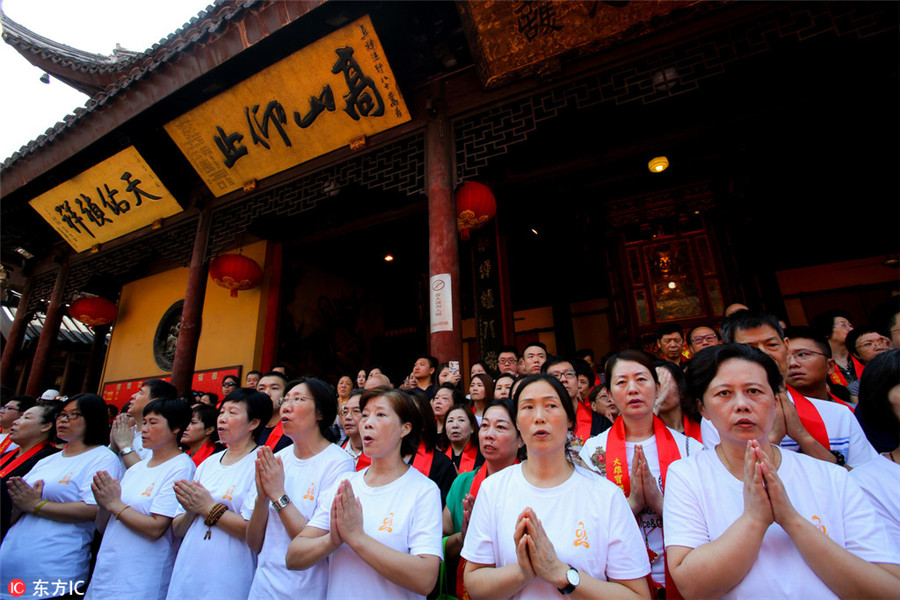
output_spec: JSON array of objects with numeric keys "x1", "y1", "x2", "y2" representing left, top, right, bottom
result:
[
  {"x1": 86, "y1": 453, "x2": 195, "y2": 600},
  {"x1": 700, "y1": 394, "x2": 878, "y2": 467},
  {"x1": 308, "y1": 465, "x2": 443, "y2": 600},
  {"x1": 131, "y1": 428, "x2": 152, "y2": 461},
  {"x1": 165, "y1": 449, "x2": 259, "y2": 600},
  {"x1": 663, "y1": 448, "x2": 900, "y2": 600},
  {"x1": 0, "y1": 446, "x2": 123, "y2": 600},
  {"x1": 461, "y1": 464, "x2": 650, "y2": 599},
  {"x1": 578, "y1": 426, "x2": 701, "y2": 586},
  {"x1": 0, "y1": 432, "x2": 19, "y2": 454},
  {"x1": 849, "y1": 454, "x2": 900, "y2": 554},
  {"x1": 243, "y1": 444, "x2": 355, "y2": 600}
]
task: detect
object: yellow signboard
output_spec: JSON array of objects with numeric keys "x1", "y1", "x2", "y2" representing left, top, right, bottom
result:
[
  {"x1": 165, "y1": 15, "x2": 411, "y2": 197},
  {"x1": 29, "y1": 146, "x2": 181, "y2": 253}
]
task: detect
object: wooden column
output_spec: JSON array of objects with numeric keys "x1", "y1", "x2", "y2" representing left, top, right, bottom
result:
[
  {"x1": 171, "y1": 212, "x2": 211, "y2": 397},
  {"x1": 425, "y1": 80, "x2": 462, "y2": 364},
  {"x1": 81, "y1": 323, "x2": 111, "y2": 394},
  {"x1": 0, "y1": 274, "x2": 33, "y2": 385},
  {"x1": 25, "y1": 256, "x2": 69, "y2": 396}
]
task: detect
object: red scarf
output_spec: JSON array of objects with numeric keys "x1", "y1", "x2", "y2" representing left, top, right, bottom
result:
[
  {"x1": 829, "y1": 355, "x2": 864, "y2": 387},
  {"x1": 343, "y1": 439, "x2": 371, "y2": 471},
  {"x1": 573, "y1": 401, "x2": 594, "y2": 445},
  {"x1": 189, "y1": 441, "x2": 217, "y2": 466},
  {"x1": 264, "y1": 422, "x2": 284, "y2": 450},
  {"x1": 786, "y1": 386, "x2": 830, "y2": 449},
  {"x1": 604, "y1": 416, "x2": 683, "y2": 598},
  {"x1": 683, "y1": 416, "x2": 703, "y2": 444},
  {"x1": 411, "y1": 441, "x2": 434, "y2": 476},
  {"x1": 446, "y1": 441, "x2": 478, "y2": 473},
  {"x1": 0, "y1": 442, "x2": 53, "y2": 478},
  {"x1": 0, "y1": 436, "x2": 13, "y2": 456},
  {"x1": 828, "y1": 393, "x2": 855, "y2": 412}
]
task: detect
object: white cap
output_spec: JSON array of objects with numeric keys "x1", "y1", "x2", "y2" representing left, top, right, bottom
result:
[{"x1": 40, "y1": 389, "x2": 60, "y2": 400}]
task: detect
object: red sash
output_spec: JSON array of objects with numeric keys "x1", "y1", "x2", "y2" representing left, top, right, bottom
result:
[
  {"x1": 828, "y1": 393, "x2": 855, "y2": 413},
  {"x1": 573, "y1": 401, "x2": 594, "y2": 445},
  {"x1": 786, "y1": 386, "x2": 830, "y2": 450},
  {"x1": 0, "y1": 442, "x2": 53, "y2": 478},
  {"x1": 829, "y1": 355, "x2": 864, "y2": 387},
  {"x1": 189, "y1": 441, "x2": 217, "y2": 466},
  {"x1": 446, "y1": 441, "x2": 478, "y2": 474},
  {"x1": 264, "y1": 422, "x2": 285, "y2": 450},
  {"x1": 683, "y1": 416, "x2": 703, "y2": 444},
  {"x1": 0, "y1": 436, "x2": 13, "y2": 456},
  {"x1": 411, "y1": 442, "x2": 434, "y2": 476}
]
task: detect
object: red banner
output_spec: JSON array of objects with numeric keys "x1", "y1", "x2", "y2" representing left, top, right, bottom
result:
[{"x1": 101, "y1": 366, "x2": 242, "y2": 409}]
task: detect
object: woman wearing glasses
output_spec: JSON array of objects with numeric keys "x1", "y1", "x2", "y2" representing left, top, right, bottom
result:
[
  {"x1": 221, "y1": 375, "x2": 240, "y2": 401},
  {"x1": 0, "y1": 394, "x2": 123, "y2": 599}
]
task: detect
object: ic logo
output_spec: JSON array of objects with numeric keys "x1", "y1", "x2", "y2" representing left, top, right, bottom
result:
[{"x1": 8, "y1": 579, "x2": 26, "y2": 597}]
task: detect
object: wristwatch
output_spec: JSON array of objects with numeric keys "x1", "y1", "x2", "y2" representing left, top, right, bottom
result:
[
  {"x1": 272, "y1": 494, "x2": 291, "y2": 512},
  {"x1": 558, "y1": 565, "x2": 580, "y2": 595},
  {"x1": 119, "y1": 446, "x2": 135, "y2": 457}
]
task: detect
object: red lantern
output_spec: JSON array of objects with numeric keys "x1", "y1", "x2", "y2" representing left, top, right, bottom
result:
[
  {"x1": 69, "y1": 296, "x2": 118, "y2": 326},
  {"x1": 209, "y1": 254, "x2": 263, "y2": 298},
  {"x1": 456, "y1": 181, "x2": 497, "y2": 241}
]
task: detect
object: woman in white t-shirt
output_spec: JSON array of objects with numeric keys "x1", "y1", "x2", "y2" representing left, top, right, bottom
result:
[
  {"x1": 86, "y1": 398, "x2": 196, "y2": 600},
  {"x1": 1, "y1": 394, "x2": 123, "y2": 600},
  {"x1": 578, "y1": 350, "x2": 700, "y2": 595},
  {"x1": 287, "y1": 387, "x2": 443, "y2": 600},
  {"x1": 244, "y1": 377, "x2": 355, "y2": 600},
  {"x1": 462, "y1": 374, "x2": 651, "y2": 599},
  {"x1": 664, "y1": 343, "x2": 900, "y2": 599},
  {"x1": 166, "y1": 388, "x2": 272, "y2": 600}
]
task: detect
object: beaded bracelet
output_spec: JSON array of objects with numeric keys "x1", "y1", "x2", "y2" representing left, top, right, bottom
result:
[{"x1": 203, "y1": 502, "x2": 227, "y2": 540}]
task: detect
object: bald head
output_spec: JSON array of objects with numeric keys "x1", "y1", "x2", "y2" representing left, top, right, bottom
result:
[{"x1": 365, "y1": 374, "x2": 392, "y2": 389}]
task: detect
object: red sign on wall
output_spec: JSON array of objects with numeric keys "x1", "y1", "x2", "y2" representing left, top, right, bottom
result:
[{"x1": 101, "y1": 366, "x2": 242, "y2": 409}]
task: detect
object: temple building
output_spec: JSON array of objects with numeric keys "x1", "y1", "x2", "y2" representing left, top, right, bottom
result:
[{"x1": 1, "y1": 1, "x2": 897, "y2": 404}]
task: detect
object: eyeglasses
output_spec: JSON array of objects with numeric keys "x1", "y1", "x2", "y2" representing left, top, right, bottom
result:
[
  {"x1": 550, "y1": 370, "x2": 576, "y2": 380},
  {"x1": 833, "y1": 322, "x2": 853, "y2": 330},
  {"x1": 690, "y1": 334, "x2": 718, "y2": 344},
  {"x1": 857, "y1": 338, "x2": 889, "y2": 352},
  {"x1": 789, "y1": 350, "x2": 828, "y2": 363},
  {"x1": 222, "y1": 382, "x2": 237, "y2": 387},
  {"x1": 498, "y1": 358, "x2": 517, "y2": 365},
  {"x1": 282, "y1": 394, "x2": 314, "y2": 405},
  {"x1": 57, "y1": 411, "x2": 83, "y2": 422}
]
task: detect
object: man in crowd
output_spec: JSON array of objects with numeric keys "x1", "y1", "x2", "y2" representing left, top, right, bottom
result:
[
  {"x1": 409, "y1": 356, "x2": 437, "y2": 398},
  {"x1": 522, "y1": 342, "x2": 548, "y2": 374},
  {"x1": 810, "y1": 310, "x2": 860, "y2": 389},
  {"x1": 687, "y1": 325, "x2": 720, "y2": 356},
  {"x1": 656, "y1": 323, "x2": 685, "y2": 366},
  {"x1": 256, "y1": 371, "x2": 292, "y2": 452},
  {"x1": 110, "y1": 378, "x2": 177, "y2": 468},
  {"x1": 720, "y1": 310, "x2": 877, "y2": 468},
  {"x1": 497, "y1": 346, "x2": 519, "y2": 376},
  {"x1": 542, "y1": 356, "x2": 610, "y2": 445},
  {"x1": 844, "y1": 327, "x2": 892, "y2": 398},
  {"x1": 783, "y1": 327, "x2": 853, "y2": 410},
  {"x1": 245, "y1": 370, "x2": 262, "y2": 389}
]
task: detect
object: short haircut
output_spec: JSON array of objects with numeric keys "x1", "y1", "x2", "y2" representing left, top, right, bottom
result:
[
  {"x1": 142, "y1": 379, "x2": 177, "y2": 401},
  {"x1": 9, "y1": 395, "x2": 37, "y2": 413},
  {"x1": 570, "y1": 358, "x2": 593, "y2": 383},
  {"x1": 443, "y1": 403, "x2": 479, "y2": 448},
  {"x1": 65, "y1": 394, "x2": 111, "y2": 446},
  {"x1": 259, "y1": 371, "x2": 288, "y2": 385},
  {"x1": 685, "y1": 344, "x2": 783, "y2": 407},
  {"x1": 855, "y1": 349, "x2": 900, "y2": 451},
  {"x1": 220, "y1": 388, "x2": 273, "y2": 437},
  {"x1": 721, "y1": 310, "x2": 784, "y2": 344},
  {"x1": 540, "y1": 355, "x2": 568, "y2": 373},
  {"x1": 687, "y1": 325, "x2": 720, "y2": 344},
  {"x1": 420, "y1": 356, "x2": 439, "y2": 370},
  {"x1": 143, "y1": 397, "x2": 192, "y2": 438},
  {"x1": 498, "y1": 345, "x2": 519, "y2": 359},
  {"x1": 221, "y1": 374, "x2": 240, "y2": 387},
  {"x1": 845, "y1": 327, "x2": 881, "y2": 359},
  {"x1": 202, "y1": 392, "x2": 218, "y2": 405},
  {"x1": 783, "y1": 326, "x2": 831, "y2": 358},
  {"x1": 247, "y1": 370, "x2": 263, "y2": 379},
  {"x1": 285, "y1": 377, "x2": 338, "y2": 436},
  {"x1": 604, "y1": 350, "x2": 660, "y2": 388},
  {"x1": 810, "y1": 309, "x2": 852, "y2": 340},
  {"x1": 470, "y1": 373, "x2": 495, "y2": 401},
  {"x1": 656, "y1": 323, "x2": 684, "y2": 341},
  {"x1": 521, "y1": 341, "x2": 547, "y2": 355},
  {"x1": 588, "y1": 384, "x2": 608, "y2": 404},
  {"x1": 511, "y1": 374, "x2": 576, "y2": 433},
  {"x1": 191, "y1": 404, "x2": 220, "y2": 443},
  {"x1": 574, "y1": 349, "x2": 594, "y2": 361},
  {"x1": 655, "y1": 361, "x2": 702, "y2": 424},
  {"x1": 359, "y1": 386, "x2": 422, "y2": 457}
]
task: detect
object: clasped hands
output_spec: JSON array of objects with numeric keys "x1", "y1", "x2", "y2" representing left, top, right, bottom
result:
[{"x1": 513, "y1": 507, "x2": 569, "y2": 589}]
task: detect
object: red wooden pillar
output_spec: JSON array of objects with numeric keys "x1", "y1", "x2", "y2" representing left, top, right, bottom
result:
[
  {"x1": 25, "y1": 256, "x2": 69, "y2": 396},
  {"x1": 0, "y1": 274, "x2": 33, "y2": 385},
  {"x1": 425, "y1": 80, "x2": 462, "y2": 363},
  {"x1": 171, "y1": 211, "x2": 211, "y2": 397}
]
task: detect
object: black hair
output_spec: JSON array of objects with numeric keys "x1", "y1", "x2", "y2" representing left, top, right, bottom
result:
[
  {"x1": 220, "y1": 388, "x2": 273, "y2": 437},
  {"x1": 436, "y1": 363, "x2": 464, "y2": 391},
  {"x1": 191, "y1": 403, "x2": 220, "y2": 444},
  {"x1": 604, "y1": 350, "x2": 660, "y2": 389},
  {"x1": 441, "y1": 402, "x2": 479, "y2": 451},
  {"x1": 655, "y1": 361, "x2": 702, "y2": 424},
  {"x1": 783, "y1": 326, "x2": 832, "y2": 358},
  {"x1": 810, "y1": 310, "x2": 853, "y2": 341},
  {"x1": 687, "y1": 325, "x2": 720, "y2": 345},
  {"x1": 540, "y1": 355, "x2": 568, "y2": 372},
  {"x1": 221, "y1": 374, "x2": 240, "y2": 387},
  {"x1": 574, "y1": 349, "x2": 594, "y2": 362},
  {"x1": 259, "y1": 371, "x2": 288, "y2": 385},
  {"x1": 33, "y1": 401, "x2": 60, "y2": 444},
  {"x1": 521, "y1": 341, "x2": 547, "y2": 355},
  {"x1": 721, "y1": 310, "x2": 784, "y2": 344},
  {"x1": 359, "y1": 386, "x2": 422, "y2": 457},
  {"x1": 65, "y1": 393, "x2": 111, "y2": 446},
  {"x1": 7, "y1": 395, "x2": 37, "y2": 414},
  {"x1": 482, "y1": 398, "x2": 527, "y2": 462},
  {"x1": 470, "y1": 373, "x2": 495, "y2": 402},
  {"x1": 656, "y1": 323, "x2": 684, "y2": 341},
  {"x1": 855, "y1": 349, "x2": 900, "y2": 452},
  {"x1": 246, "y1": 370, "x2": 263, "y2": 379},
  {"x1": 511, "y1": 374, "x2": 576, "y2": 433},
  {"x1": 435, "y1": 382, "x2": 466, "y2": 406},
  {"x1": 407, "y1": 387, "x2": 438, "y2": 452},
  {"x1": 571, "y1": 358, "x2": 594, "y2": 383},
  {"x1": 201, "y1": 392, "x2": 218, "y2": 406},
  {"x1": 143, "y1": 397, "x2": 193, "y2": 439},
  {"x1": 845, "y1": 327, "x2": 882, "y2": 360},
  {"x1": 142, "y1": 379, "x2": 177, "y2": 401},
  {"x1": 285, "y1": 377, "x2": 338, "y2": 436},
  {"x1": 685, "y1": 344, "x2": 783, "y2": 407},
  {"x1": 498, "y1": 345, "x2": 519, "y2": 359}
]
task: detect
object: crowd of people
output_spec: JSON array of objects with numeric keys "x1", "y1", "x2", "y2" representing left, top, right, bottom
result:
[{"x1": 0, "y1": 305, "x2": 898, "y2": 600}]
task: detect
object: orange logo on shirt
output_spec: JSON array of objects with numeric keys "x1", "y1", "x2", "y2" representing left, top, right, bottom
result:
[
  {"x1": 574, "y1": 521, "x2": 590, "y2": 548},
  {"x1": 222, "y1": 485, "x2": 235, "y2": 501},
  {"x1": 58, "y1": 473, "x2": 72, "y2": 485},
  {"x1": 812, "y1": 515, "x2": 828, "y2": 536},
  {"x1": 378, "y1": 512, "x2": 394, "y2": 532},
  {"x1": 140, "y1": 483, "x2": 155, "y2": 497},
  {"x1": 303, "y1": 483, "x2": 315, "y2": 500}
]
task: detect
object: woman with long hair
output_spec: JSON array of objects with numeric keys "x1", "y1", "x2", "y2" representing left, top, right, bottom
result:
[{"x1": 469, "y1": 373, "x2": 494, "y2": 426}]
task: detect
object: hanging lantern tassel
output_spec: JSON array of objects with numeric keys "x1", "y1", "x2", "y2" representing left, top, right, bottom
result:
[
  {"x1": 456, "y1": 181, "x2": 496, "y2": 241},
  {"x1": 209, "y1": 254, "x2": 263, "y2": 298}
]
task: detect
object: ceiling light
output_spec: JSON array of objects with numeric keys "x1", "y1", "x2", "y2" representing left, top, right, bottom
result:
[
  {"x1": 384, "y1": 254, "x2": 394, "y2": 262},
  {"x1": 531, "y1": 228, "x2": 539, "y2": 235},
  {"x1": 648, "y1": 156, "x2": 669, "y2": 173}
]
